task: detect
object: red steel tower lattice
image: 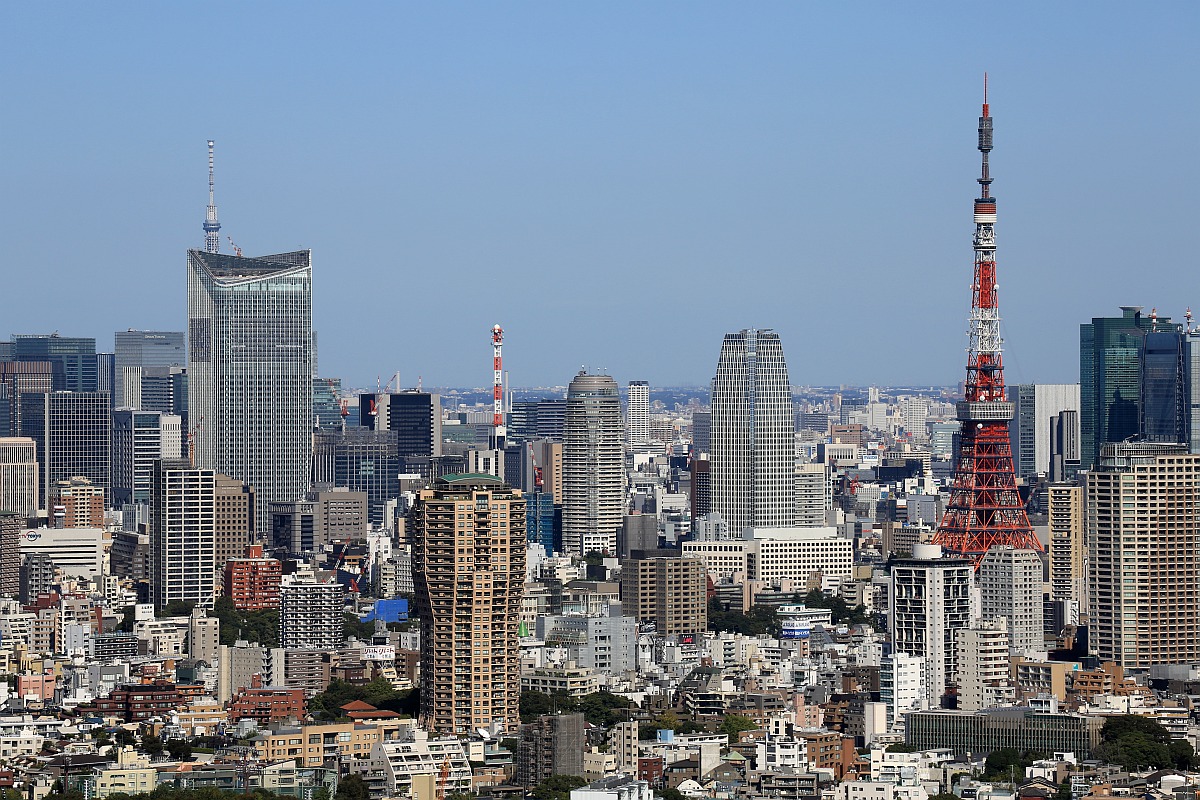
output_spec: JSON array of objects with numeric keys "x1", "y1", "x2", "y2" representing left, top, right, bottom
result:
[{"x1": 932, "y1": 80, "x2": 1041, "y2": 565}]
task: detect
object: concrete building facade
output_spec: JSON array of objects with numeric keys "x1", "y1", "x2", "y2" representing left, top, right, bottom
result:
[{"x1": 562, "y1": 372, "x2": 624, "y2": 556}]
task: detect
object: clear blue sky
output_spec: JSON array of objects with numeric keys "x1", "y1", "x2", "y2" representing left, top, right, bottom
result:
[{"x1": 2, "y1": 2, "x2": 1196, "y2": 389}]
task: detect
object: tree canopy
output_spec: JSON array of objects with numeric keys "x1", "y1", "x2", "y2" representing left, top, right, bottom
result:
[
  {"x1": 718, "y1": 713, "x2": 758, "y2": 742},
  {"x1": 1095, "y1": 715, "x2": 1195, "y2": 771},
  {"x1": 519, "y1": 690, "x2": 632, "y2": 727},
  {"x1": 798, "y1": 589, "x2": 872, "y2": 627},
  {"x1": 211, "y1": 596, "x2": 281, "y2": 648},
  {"x1": 532, "y1": 775, "x2": 587, "y2": 800},
  {"x1": 308, "y1": 677, "x2": 417, "y2": 721},
  {"x1": 707, "y1": 599, "x2": 780, "y2": 636}
]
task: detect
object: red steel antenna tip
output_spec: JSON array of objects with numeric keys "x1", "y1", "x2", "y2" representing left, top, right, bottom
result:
[{"x1": 982, "y1": 72, "x2": 989, "y2": 117}]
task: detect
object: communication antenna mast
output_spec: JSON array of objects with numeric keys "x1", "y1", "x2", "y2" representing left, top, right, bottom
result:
[
  {"x1": 490, "y1": 325, "x2": 505, "y2": 450},
  {"x1": 203, "y1": 140, "x2": 221, "y2": 253}
]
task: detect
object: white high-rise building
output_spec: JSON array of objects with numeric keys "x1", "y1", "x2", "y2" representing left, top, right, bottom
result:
[
  {"x1": 112, "y1": 410, "x2": 182, "y2": 508},
  {"x1": 0, "y1": 437, "x2": 38, "y2": 519},
  {"x1": 627, "y1": 381, "x2": 650, "y2": 451},
  {"x1": 562, "y1": 371, "x2": 625, "y2": 556},
  {"x1": 711, "y1": 329, "x2": 794, "y2": 534},
  {"x1": 879, "y1": 652, "x2": 925, "y2": 730},
  {"x1": 187, "y1": 249, "x2": 313, "y2": 534},
  {"x1": 956, "y1": 621, "x2": 1014, "y2": 712},
  {"x1": 978, "y1": 545, "x2": 1045, "y2": 655},
  {"x1": 900, "y1": 397, "x2": 929, "y2": 441},
  {"x1": 794, "y1": 463, "x2": 828, "y2": 527},
  {"x1": 151, "y1": 459, "x2": 216, "y2": 610},
  {"x1": 889, "y1": 544, "x2": 974, "y2": 708}
]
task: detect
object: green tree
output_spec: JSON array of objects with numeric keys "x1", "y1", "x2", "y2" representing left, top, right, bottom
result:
[
  {"x1": 165, "y1": 740, "x2": 192, "y2": 761},
  {"x1": 335, "y1": 773, "x2": 369, "y2": 800},
  {"x1": 140, "y1": 734, "x2": 163, "y2": 757},
  {"x1": 344, "y1": 614, "x2": 376, "y2": 640},
  {"x1": 656, "y1": 789, "x2": 686, "y2": 800},
  {"x1": 799, "y1": 589, "x2": 872, "y2": 627},
  {"x1": 158, "y1": 600, "x2": 196, "y2": 618},
  {"x1": 532, "y1": 775, "x2": 587, "y2": 800},
  {"x1": 1095, "y1": 715, "x2": 1194, "y2": 771},
  {"x1": 114, "y1": 729, "x2": 136, "y2": 746},
  {"x1": 445, "y1": 794, "x2": 474, "y2": 800},
  {"x1": 980, "y1": 748, "x2": 1043, "y2": 783},
  {"x1": 718, "y1": 713, "x2": 757, "y2": 743}
]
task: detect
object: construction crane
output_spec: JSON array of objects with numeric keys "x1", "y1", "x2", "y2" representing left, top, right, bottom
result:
[
  {"x1": 436, "y1": 755, "x2": 451, "y2": 800},
  {"x1": 226, "y1": 236, "x2": 243, "y2": 257}
]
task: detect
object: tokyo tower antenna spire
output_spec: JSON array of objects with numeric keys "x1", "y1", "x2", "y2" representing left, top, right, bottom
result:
[
  {"x1": 931, "y1": 78, "x2": 1041, "y2": 565},
  {"x1": 203, "y1": 140, "x2": 221, "y2": 254}
]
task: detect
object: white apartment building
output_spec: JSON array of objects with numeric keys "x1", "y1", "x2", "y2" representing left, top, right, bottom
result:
[
  {"x1": 890, "y1": 544, "x2": 973, "y2": 708},
  {"x1": 979, "y1": 546, "x2": 1044, "y2": 655},
  {"x1": 151, "y1": 459, "x2": 216, "y2": 610},
  {"x1": 956, "y1": 621, "x2": 1015, "y2": 712},
  {"x1": 880, "y1": 652, "x2": 925, "y2": 729},
  {"x1": 368, "y1": 729, "x2": 472, "y2": 796},
  {"x1": 0, "y1": 437, "x2": 38, "y2": 519},
  {"x1": 280, "y1": 580, "x2": 345, "y2": 650},
  {"x1": 794, "y1": 463, "x2": 829, "y2": 527}
]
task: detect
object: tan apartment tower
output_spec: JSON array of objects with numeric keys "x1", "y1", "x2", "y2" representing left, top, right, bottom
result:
[
  {"x1": 412, "y1": 474, "x2": 526, "y2": 735},
  {"x1": 1087, "y1": 443, "x2": 1200, "y2": 668},
  {"x1": 1047, "y1": 482, "x2": 1085, "y2": 609}
]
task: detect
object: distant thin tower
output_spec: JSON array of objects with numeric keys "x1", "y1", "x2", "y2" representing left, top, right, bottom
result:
[{"x1": 203, "y1": 140, "x2": 221, "y2": 254}]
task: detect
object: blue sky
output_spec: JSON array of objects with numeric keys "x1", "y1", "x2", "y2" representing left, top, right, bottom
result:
[{"x1": 2, "y1": 2, "x2": 1196, "y2": 388}]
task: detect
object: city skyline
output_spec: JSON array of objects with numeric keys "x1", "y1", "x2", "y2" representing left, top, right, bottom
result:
[{"x1": 3, "y1": 4, "x2": 1198, "y2": 387}]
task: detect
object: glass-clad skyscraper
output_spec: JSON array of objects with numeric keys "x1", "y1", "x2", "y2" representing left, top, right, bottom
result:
[
  {"x1": 114, "y1": 330, "x2": 185, "y2": 408},
  {"x1": 187, "y1": 249, "x2": 313, "y2": 534},
  {"x1": 1141, "y1": 330, "x2": 1187, "y2": 444},
  {"x1": 710, "y1": 329, "x2": 795, "y2": 534}
]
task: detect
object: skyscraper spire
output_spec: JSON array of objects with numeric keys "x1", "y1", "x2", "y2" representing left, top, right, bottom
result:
[
  {"x1": 932, "y1": 80, "x2": 1041, "y2": 565},
  {"x1": 203, "y1": 140, "x2": 221, "y2": 254}
]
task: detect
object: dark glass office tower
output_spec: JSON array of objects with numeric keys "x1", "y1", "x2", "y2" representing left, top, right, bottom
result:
[
  {"x1": 1080, "y1": 307, "x2": 1171, "y2": 469},
  {"x1": 11, "y1": 335, "x2": 98, "y2": 392},
  {"x1": 359, "y1": 391, "x2": 442, "y2": 459},
  {"x1": 312, "y1": 428, "x2": 401, "y2": 525},
  {"x1": 1141, "y1": 330, "x2": 1187, "y2": 444},
  {"x1": 114, "y1": 330, "x2": 185, "y2": 408},
  {"x1": 18, "y1": 391, "x2": 111, "y2": 507}
]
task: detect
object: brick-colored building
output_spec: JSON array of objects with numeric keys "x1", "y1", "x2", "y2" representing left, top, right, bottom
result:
[
  {"x1": 227, "y1": 674, "x2": 306, "y2": 725},
  {"x1": 223, "y1": 544, "x2": 282, "y2": 610},
  {"x1": 86, "y1": 681, "x2": 203, "y2": 722}
]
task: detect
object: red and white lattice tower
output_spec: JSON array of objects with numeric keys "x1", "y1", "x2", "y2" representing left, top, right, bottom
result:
[
  {"x1": 490, "y1": 324, "x2": 506, "y2": 450},
  {"x1": 931, "y1": 78, "x2": 1041, "y2": 566}
]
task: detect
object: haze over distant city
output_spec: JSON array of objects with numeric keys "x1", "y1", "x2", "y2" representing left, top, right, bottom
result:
[{"x1": 3, "y1": 3, "x2": 1197, "y2": 387}]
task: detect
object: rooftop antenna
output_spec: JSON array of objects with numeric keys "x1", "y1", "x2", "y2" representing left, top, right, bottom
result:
[{"x1": 203, "y1": 140, "x2": 221, "y2": 254}]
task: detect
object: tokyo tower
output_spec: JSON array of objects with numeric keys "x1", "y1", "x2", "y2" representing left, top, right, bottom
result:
[{"x1": 932, "y1": 78, "x2": 1042, "y2": 565}]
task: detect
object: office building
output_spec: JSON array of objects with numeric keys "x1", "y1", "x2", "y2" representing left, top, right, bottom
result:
[
  {"x1": 313, "y1": 377, "x2": 345, "y2": 430},
  {"x1": 711, "y1": 329, "x2": 795, "y2": 534},
  {"x1": 279, "y1": 579, "x2": 344, "y2": 650},
  {"x1": 187, "y1": 249, "x2": 313, "y2": 534},
  {"x1": 1141, "y1": 330, "x2": 1187, "y2": 444},
  {"x1": 620, "y1": 513, "x2": 659, "y2": 558},
  {"x1": 978, "y1": 546, "x2": 1044, "y2": 655},
  {"x1": 0, "y1": 361, "x2": 53, "y2": 436},
  {"x1": 690, "y1": 457, "x2": 711, "y2": 520},
  {"x1": 526, "y1": 490, "x2": 557, "y2": 557},
  {"x1": 19, "y1": 391, "x2": 111, "y2": 507},
  {"x1": 691, "y1": 410, "x2": 711, "y2": 456},
  {"x1": 889, "y1": 544, "x2": 973, "y2": 707},
  {"x1": 312, "y1": 428, "x2": 401, "y2": 525},
  {"x1": 905, "y1": 708, "x2": 1104, "y2": 759},
  {"x1": 1080, "y1": 307, "x2": 1166, "y2": 469},
  {"x1": 151, "y1": 459, "x2": 217, "y2": 610},
  {"x1": 0, "y1": 511, "x2": 18, "y2": 597},
  {"x1": 214, "y1": 475, "x2": 255, "y2": 575},
  {"x1": 19, "y1": 526, "x2": 105, "y2": 580},
  {"x1": 1009, "y1": 384, "x2": 1080, "y2": 479},
  {"x1": 412, "y1": 474, "x2": 526, "y2": 735},
  {"x1": 96, "y1": 352, "x2": 115, "y2": 396},
  {"x1": 1187, "y1": 333, "x2": 1200, "y2": 454},
  {"x1": 0, "y1": 437, "x2": 38, "y2": 519},
  {"x1": 627, "y1": 381, "x2": 650, "y2": 451},
  {"x1": 1048, "y1": 410, "x2": 1081, "y2": 483},
  {"x1": 530, "y1": 440, "x2": 563, "y2": 504},
  {"x1": 508, "y1": 401, "x2": 539, "y2": 444},
  {"x1": 1087, "y1": 442, "x2": 1200, "y2": 668},
  {"x1": 619, "y1": 554, "x2": 707, "y2": 636},
  {"x1": 114, "y1": 330, "x2": 185, "y2": 408},
  {"x1": 360, "y1": 390, "x2": 442, "y2": 459},
  {"x1": 794, "y1": 463, "x2": 828, "y2": 527},
  {"x1": 112, "y1": 410, "x2": 182, "y2": 507},
  {"x1": 535, "y1": 399, "x2": 566, "y2": 441},
  {"x1": 900, "y1": 397, "x2": 929, "y2": 440},
  {"x1": 189, "y1": 606, "x2": 220, "y2": 666},
  {"x1": 562, "y1": 371, "x2": 624, "y2": 556},
  {"x1": 223, "y1": 544, "x2": 283, "y2": 611},
  {"x1": 49, "y1": 477, "x2": 105, "y2": 529},
  {"x1": 11, "y1": 334, "x2": 98, "y2": 392},
  {"x1": 1047, "y1": 483, "x2": 1085, "y2": 608},
  {"x1": 270, "y1": 488, "x2": 367, "y2": 556},
  {"x1": 956, "y1": 622, "x2": 1014, "y2": 712}
]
